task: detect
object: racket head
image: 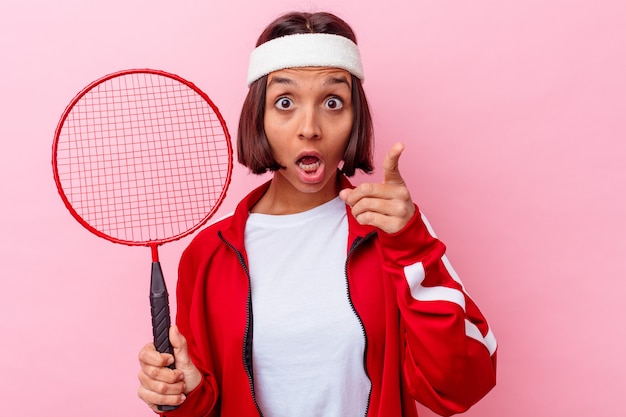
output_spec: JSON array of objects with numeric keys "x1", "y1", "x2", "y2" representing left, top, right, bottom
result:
[{"x1": 52, "y1": 69, "x2": 233, "y2": 247}]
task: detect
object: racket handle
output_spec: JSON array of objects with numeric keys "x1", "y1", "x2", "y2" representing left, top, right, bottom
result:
[{"x1": 150, "y1": 261, "x2": 179, "y2": 412}]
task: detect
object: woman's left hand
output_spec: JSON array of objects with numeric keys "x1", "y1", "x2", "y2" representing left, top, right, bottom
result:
[{"x1": 340, "y1": 142, "x2": 416, "y2": 234}]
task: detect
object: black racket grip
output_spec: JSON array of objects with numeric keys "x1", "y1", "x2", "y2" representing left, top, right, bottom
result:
[{"x1": 150, "y1": 261, "x2": 179, "y2": 412}]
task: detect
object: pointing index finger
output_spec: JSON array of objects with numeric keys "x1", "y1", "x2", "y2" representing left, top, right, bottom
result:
[{"x1": 383, "y1": 142, "x2": 406, "y2": 185}]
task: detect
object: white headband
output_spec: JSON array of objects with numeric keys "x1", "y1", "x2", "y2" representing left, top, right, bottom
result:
[{"x1": 246, "y1": 33, "x2": 365, "y2": 86}]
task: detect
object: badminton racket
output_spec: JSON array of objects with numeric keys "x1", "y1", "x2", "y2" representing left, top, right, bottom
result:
[{"x1": 52, "y1": 68, "x2": 232, "y2": 411}]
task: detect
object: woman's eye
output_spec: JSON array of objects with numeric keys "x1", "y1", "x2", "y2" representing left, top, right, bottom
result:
[
  {"x1": 275, "y1": 97, "x2": 294, "y2": 110},
  {"x1": 325, "y1": 97, "x2": 344, "y2": 110}
]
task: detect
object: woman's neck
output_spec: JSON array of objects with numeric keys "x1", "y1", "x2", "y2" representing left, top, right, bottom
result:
[{"x1": 251, "y1": 172, "x2": 340, "y2": 215}]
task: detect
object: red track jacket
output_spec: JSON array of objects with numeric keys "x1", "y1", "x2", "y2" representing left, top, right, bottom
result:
[{"x1": 163, "y1": 176, "x2": 497, "y2": 417}]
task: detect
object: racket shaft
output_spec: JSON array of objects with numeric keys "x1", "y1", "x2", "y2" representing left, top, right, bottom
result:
[{"x1": 150, "y1": 262, "x2": 179, "y2": 412}]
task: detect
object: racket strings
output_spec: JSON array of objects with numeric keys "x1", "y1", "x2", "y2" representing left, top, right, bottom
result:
[{"x1": 55, "y1": 73, "x2": 230, "y2": 244}]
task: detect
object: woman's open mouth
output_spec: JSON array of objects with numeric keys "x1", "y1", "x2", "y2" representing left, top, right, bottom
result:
[
  {"x1": 294, "y1": 154, "x2": 325, "y2": 184},
  {"x1": 297, "y1": 155, "x2": 321, "y2": 173}
]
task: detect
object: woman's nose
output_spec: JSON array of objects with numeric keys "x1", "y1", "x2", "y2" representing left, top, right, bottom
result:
[{"x1": 297, "y1": 107, "x2": 321, "y2": 140}]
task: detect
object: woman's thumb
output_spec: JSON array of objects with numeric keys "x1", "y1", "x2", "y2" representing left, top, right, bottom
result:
[
  {"x1": 169, "y1": 326, "x2": 191, "y2": 366},
  {"x1": 168, "y1": 325, "x2": 203, "y2": 392}
]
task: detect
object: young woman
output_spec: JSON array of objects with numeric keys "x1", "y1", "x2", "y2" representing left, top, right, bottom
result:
[{"x1": 137, "y1": 11, "x2": 497, "y2": 417}]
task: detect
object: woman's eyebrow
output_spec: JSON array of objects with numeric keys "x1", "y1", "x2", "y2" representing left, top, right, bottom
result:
[
  {"x1": 267, "y1": 76, "x2": 295, "y2": 88},
  {"x1": 323, "y1": 75, "x2": 351, "y2": 88}
]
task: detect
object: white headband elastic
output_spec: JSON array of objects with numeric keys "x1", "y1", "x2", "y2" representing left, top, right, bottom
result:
[{"x1": 246, "y1": 33, "x2": 365, "y2": 86}]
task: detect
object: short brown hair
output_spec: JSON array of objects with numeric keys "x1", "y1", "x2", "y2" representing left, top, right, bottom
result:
[{"x1": 237, "y1": 11, "x2": 374, "y2": 176}]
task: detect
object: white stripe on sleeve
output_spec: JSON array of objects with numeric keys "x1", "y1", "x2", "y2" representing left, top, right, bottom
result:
[
  {"x1": 465, "y1": 320, "x2": 498, "y2": 356},
  {"x1": 404, "y1": 262, "x2": 466, "y2": 311}
]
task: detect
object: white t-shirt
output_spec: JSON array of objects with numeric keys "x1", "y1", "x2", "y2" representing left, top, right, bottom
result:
[{"x1": 245, "y1": 196, "x2": 370, "y2": 417}]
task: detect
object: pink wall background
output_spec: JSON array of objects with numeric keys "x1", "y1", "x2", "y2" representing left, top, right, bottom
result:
[{"x1": 1, "y1": 0, "x2": 624, "y2": 415}]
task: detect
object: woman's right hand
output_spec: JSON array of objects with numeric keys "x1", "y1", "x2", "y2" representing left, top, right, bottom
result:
[{"x1": 137, "y1": 325, "x2": 202, "y2": 412}]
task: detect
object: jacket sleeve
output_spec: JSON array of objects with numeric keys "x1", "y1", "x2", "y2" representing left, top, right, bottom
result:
[
  {"x1": 161, "y1": 241, "x2": 219, "y2": 417},
  {"x1": 378, "y1": 206, "x2": 497, "y2": 416}
]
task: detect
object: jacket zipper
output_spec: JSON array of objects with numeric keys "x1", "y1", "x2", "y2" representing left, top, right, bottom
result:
[
  {"x1": 345, "y1": 231, "x2": 377, "y2": 417},
  {"x1": 218, "y1": 231, "x2": 264, "y2": 417}
]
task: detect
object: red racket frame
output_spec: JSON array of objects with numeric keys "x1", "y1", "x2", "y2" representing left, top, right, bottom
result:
[{"x1": 52, "y1": 68, "x2": 233, "y2": 261}]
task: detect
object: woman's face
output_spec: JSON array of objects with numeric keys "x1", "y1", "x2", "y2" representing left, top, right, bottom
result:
[{"x1": 263, "y1": 67, "x2": 354, "y2": 199}]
